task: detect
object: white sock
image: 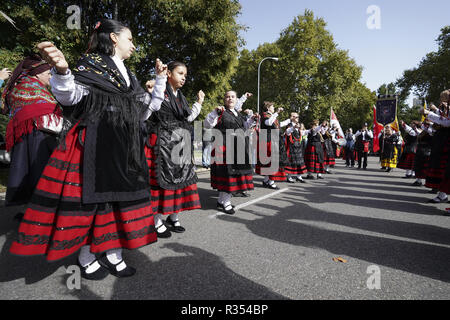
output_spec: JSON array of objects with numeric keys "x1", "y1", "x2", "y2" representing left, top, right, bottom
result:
[
  {"x1": 218, "y1": 191, "x2": 227, "y2": 204},
  {"x1": 223, "y1": 192, "x2": 232, "y2": 205},
  {"x1": 411, "y1": 171, "x2": 415, "y2": 177},
  {"x1": 155, "y1": 213, "x2": 167, "y2": 233},
  {"x1": 438, "y1": 192, "x2": 447, "y2": 200},
  {"x1": 107, "y1": 248, "x2": 126, "y2": 272},
  {"x1": 223, "y1": 196, "x2": 233, "y2": 210},
  {"x1": 78, "y1": 245, "x2": 100, "y2": 274},
  {"x1": 297, "y1": 175, "x2": 303, "y2": 180},
  {"x1": 263, "y1": 176, "x2": 270, "y2": 183},
  {"x1": 170, "y1": 213, "x2": 181, "y2": 227},
  {"x1": 317, "y1": 173, "x2": 322, "y2": 177},
  {"x1": 406, "y1": 170, "x2": 411, "y2": 176}
]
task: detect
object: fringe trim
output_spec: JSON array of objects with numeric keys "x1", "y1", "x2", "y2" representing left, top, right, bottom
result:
[{"x1": 5, "y1": 114, "x2": 62, "y2": 151}]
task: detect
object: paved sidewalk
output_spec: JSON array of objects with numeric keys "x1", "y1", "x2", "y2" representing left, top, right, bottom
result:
[{"x1": 0, "y1": 157, "x2": 449, "y2": 300}]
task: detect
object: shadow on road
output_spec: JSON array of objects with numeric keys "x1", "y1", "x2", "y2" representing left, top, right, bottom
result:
[
  {"x1": 217, "y1": 196, "x2": 450, "y2": 283},
  {"x1": 62, "y1": 243, "x2": 287, "y2": 300}
]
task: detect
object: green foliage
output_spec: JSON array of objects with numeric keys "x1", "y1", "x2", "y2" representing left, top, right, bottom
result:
[
  {"x1": 232, "y1": 10, "x2": 376, "y2": 130},
  {"x1": 396, "y1": 26, "x2": 450, "y2": 104},
  {"x1": 0, "y1": 0, "x2": 244, "y2": 134}
]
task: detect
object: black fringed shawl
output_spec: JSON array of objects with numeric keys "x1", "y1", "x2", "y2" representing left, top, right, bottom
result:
[{"x1": 71, "y1": 53, "x2": 151, "y2": 203}]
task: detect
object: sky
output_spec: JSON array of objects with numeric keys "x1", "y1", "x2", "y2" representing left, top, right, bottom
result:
[{"x1": 237, "y1": 0, "x2": 450, "y2": 105}]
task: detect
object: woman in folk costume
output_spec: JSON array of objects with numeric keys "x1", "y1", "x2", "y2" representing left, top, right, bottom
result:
[
  {"x1": 423, "y1": 91, "x2": 450, "y2": 203},
  {"x1": 320, "y1": 120, "x2": 335, "y2": 174},
  {"x1": 305, "y1": 120, "x2": 325, "y2": 179},
  {"x1": 411, "y1": 120, "x2": 433, "y2": 187},
  {"x1": 145, "y1": 61, "x2": 203, "y2": 238},
  {"x1": 423, "y1": 106, "x2": 450, "y2": 209},
  {"x1": 378, "y1": 125, "x2": 401, "y2": 172},
  {"x1": 397, "y1": 120, "x2": 420, "y2": 178},
  {"x1": 10, "y1": 19, "x2": 167, "y2": 280},
  {"x1": 222, "y1": 91, "x2": 254, "y2": 197},
  {"x1": 204, "y1": 91, "x2": 257, "y2": 214},
  {"x1": 1, "y1": 55, "x2": 63, "y2": 207},
  {"x1": 284, "y1": 112, "x2": 307, "y2": 183},
  {"x1": 328, "y1": 123, "x2": 341, "y2": 162},
  {"x1": 256, "y1": 101, "x2": 290, "y2": 189}
]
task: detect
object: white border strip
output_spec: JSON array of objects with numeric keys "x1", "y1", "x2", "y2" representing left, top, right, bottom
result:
[{"x1": 210, "y1": 188, "x2": 290, "y2": 218}]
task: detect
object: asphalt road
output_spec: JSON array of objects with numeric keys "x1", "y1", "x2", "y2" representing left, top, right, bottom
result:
[{"x1": 0, "y1": 156, "x2": 449, "y2": 300}]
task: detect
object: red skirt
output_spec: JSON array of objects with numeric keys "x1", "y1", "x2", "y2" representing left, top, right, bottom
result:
[
  {"x1": 284, "y1": 164, "x2": 307, "y2": 175},
  {"x1": 145, "y1": 133, "x2": 201, "y2": 215},
  {"x1": 323, "y1": 154, "x2": 336, "y2": 166},
  {"x1": 210, "y1": 145, "x2": 254, "y2": 192},
  {"x1": 211, "y1": 165, "x2": 254, "y2": 192},
  {"x1": 397, "y1": 152, "x2": 416, "y2": 170},
  {"x1": 323, "y1": 143, "x2": 335, "y2": 166},
  {"x1": 425, "y1": 140, "x2": 449, "y2": 189},
  {"x1": 305, "y1": 145, "x2": 324, "y2": 173},
  {"x1": 255, "y1": 141, "x2": 286, "y2": 180},
  {"x1": 439, "y1": 178, "x2": 450, "y2": 194},
  {"x1": 10, "y1": 124, "x2": 157, "y2": 262}
]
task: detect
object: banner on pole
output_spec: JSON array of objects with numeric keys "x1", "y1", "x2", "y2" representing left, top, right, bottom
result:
[{"x1": 376, "y1": 96, "x2": 397, "y2": 126}]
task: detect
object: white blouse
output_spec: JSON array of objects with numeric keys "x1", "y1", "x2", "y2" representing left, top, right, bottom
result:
[{"x1": 50, "y1": 60, "x2": 167, "y2": 121}]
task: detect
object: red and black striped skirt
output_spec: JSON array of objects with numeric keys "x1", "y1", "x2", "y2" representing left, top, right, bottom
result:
[
  {"x1": 211, "y1": 164, "x2": 254, "y2": 192},
  {"x1": 145, "y1": 133, "x2": 201, "y2": 215},
  {"x1": 439, "y1": 178, "x2": 450, "y2": 194},
  {"x1": 425, "y1": 139, "x2": 449, "y2": 189},
  {"x1": 255, "y1": 141, "x2": 286, "y2": 180},
  {"x1": 397, "y1": 152, "x2": 416, "y2": 170},
  {"x1": 322, "y1": 142, "x2": 335, "y2": 166},
  {"x1": 284, "y1": 164, "x2": 307, "y2": 175},
  {"x1": 10, "y1": 124, "x2": 157, "y2": 262},
  {"x1": 305, "y1": 145, "x2": 324, "y2": 173},
  {"x1": 413, "y1": 155, "x2": 430, "y2": 179}
]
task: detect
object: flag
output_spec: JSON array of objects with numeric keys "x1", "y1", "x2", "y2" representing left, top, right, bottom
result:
[
  {"x1": 373, "y1": 105, "x2": 384, "y2": 153},
  {"x1": 330, "y1": 107, "x2": 344, "y2": 138},
  {"x1": 0, "y1": 10, "x2": 21, "y2": 31},
  {"x1": 421, "y1": 101, "x2": 427, "y2": 122},
  {"x1": 390, "y1": 115, "x2": 400, "y2": 132}
]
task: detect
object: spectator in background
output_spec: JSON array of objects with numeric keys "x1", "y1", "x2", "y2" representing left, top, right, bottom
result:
[
  {"x1": 344, "y1": 128, "x2": 355, "y2": 167},
  {"x1": 0, "y1": 68, "x2": 12, "y2": 87},
  {"x1": 354, "y1": 123, "x2": 373, "y2": 170},
  {"x1": 1, "y1": 55, "x2": 63, "y2": 206},
  {"x1": 202, "y1": 127, "x2": 212, "y2": 169},
  {"x1": 0, "y1": 68, "x2": 12, "y2": 109}
]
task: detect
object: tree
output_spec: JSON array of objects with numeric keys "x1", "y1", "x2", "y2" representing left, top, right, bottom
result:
[
  {"x1": 0, "y1": 0, "x2": 245, "y2": 134},
  {"x1": 396, "y1": 26, "x2": 450, "y2": 104},
  {"x1": 232, "y1": 10, "x2": 376, "y2": 130}
]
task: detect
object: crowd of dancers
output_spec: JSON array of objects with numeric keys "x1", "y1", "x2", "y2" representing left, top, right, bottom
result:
[{"x1": 1, "y1": 19, "x2": 448, "y2": 281}]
